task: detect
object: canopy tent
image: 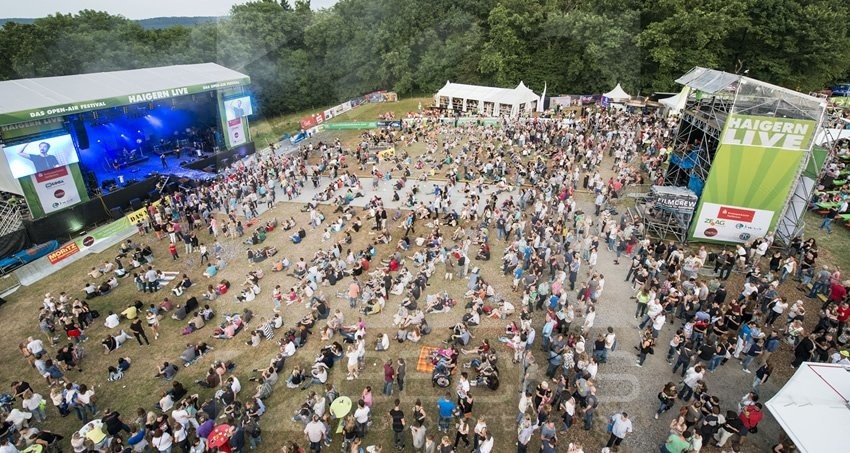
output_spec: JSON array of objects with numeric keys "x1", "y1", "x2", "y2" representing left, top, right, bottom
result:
[
  {"x1": 0, "y1": 63, "x2": 250, "y2": 126},
  {"x1": 434, "y1": 81, "x2": 539, "y2": 117},
  {"x1": 765, "y1": 362, "x2": 850, "y2": 453},
  {"x1": 602, "y1": 84, "x2": 631, "y2": 102},
  {"x1": 659, "y1": 87, "x2": 690, "y2": 114}
]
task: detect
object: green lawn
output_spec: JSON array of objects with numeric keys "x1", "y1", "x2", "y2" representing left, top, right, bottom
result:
[{"x1": 249, "y1": 96, "x2": 432, "y2": 147}]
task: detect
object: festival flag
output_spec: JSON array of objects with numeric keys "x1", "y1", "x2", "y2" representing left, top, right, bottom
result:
[{"x1": 537, "y1": 82, "x2": 547, "y2": 113}]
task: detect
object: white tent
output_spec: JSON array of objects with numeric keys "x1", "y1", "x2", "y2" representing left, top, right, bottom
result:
[
  {"x1": 765, "y1": 362, "x2": 850, "y2": 453},
  {"x1": 434, "y1": 81, "x2": 539, "y2": 117},
  {"x1": 659, "y1": 87, "x2": 690, "y2": 114},
  {"x1": 603, "y1": 83, "x2": 631, "y2": 102}
]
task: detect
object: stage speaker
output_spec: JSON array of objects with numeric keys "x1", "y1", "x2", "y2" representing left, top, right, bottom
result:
[
  {"x1": 148, "y1": 190, "x2": 161, "y2": 202},
  {"x1": 130, "y1": 198, "x2": 143, "y2": 211},
  {"x1": 109, "y1": 207, "x2": 123, "y2": 219},
  {"x1": 72, "y1": 119, "x2": 90, "y2": 149}
]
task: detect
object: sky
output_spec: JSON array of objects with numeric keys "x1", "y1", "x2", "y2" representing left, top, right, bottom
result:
[{"x1": 2, "y1": 0, "x2": 339, "y2": 19}]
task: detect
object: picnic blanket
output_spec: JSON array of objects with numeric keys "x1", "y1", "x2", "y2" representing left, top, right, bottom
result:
[
  {"x1": 156, "y1": 271, "x2": 180, "y2": 286},
  {"x1": 416, "y1": 346, "x2": 440, "y2": 373}
]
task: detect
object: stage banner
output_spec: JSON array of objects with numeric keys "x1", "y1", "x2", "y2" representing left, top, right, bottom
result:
[
  {"x1": 691, "y1": 113, "x2": 816, "y2": 243},
  {"x1": 27, "y1": 165, "x2": 82, "y2": 215},
  {"x1": 227, "y1": 118, "x2": 246, "y2": 147}
]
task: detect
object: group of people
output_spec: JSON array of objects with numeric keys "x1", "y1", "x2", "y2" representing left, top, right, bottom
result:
[{"x1": 6, "y1": 104, "x2": 831, "y2": 453}]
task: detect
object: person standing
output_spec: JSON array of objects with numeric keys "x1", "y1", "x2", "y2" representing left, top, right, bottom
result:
[
  {"x1": 304, "y1": 414, "x2": 326, "y2": 452},
  {"x1": 160, "y1": 153, "x2": 168, "y2": 169},
  {"x1": 819, "y1": 207, "x2": 838, "y2": 233},
  {"x1": 389, "y1": 399, "x2": 406, "y2": 450},
  {"x1": 582, "y1": 385, "x2": 598, "y2": 430},
  {"x1": 383, "y1": 360, "x2": 395, "y2": 395},
  {"x1": 436, "y1": 393, "x2": 455, "y2": 433},
  {"x1": 396, "y1": 358, "x2": 407, "y2": 393},
  {"x1": 129, "y1": 318, "x2": 149, "y2": 346},
  {"x1": 604, "y1": 412, "x2": 633, "y2": 452},
  {"x1": 453, "y1": 417, "x2": 470, "y2": 450},
  {"x1": 678, "y1": 365, "x2": 704, "y2": 401},
  {"x1": 753, "y1": 362, "x2": 773, "y2": 392}
]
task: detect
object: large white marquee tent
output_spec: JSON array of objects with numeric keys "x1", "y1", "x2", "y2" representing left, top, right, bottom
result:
[
  {"x1": 434, "y1": 81, "x2": 539, "y2": 117},
  {"x1": 765, "y1": 362, "x2": 850, "y2": 453}
]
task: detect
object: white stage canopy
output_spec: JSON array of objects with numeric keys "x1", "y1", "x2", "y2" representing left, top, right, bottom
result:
[{"x1": 660, "y1": 87, "x2": 690, "y2": 113}]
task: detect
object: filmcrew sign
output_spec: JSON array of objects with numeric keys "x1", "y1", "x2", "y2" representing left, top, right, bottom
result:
[
  {"x1": 656, "y1": 194, "x2": 697, "y2": 212},
  {"x1": 0, "y1": 78, "x2": 249, "y2": 126}
]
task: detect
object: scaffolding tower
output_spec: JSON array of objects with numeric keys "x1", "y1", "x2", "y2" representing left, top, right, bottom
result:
[{"x1": 656, "y1": 67, "x2": 826, "y2": 246}]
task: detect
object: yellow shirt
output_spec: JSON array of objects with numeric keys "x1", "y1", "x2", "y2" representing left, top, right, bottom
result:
[{"x1": 121, "y1": 306, "x2": 138, "y2": 320}]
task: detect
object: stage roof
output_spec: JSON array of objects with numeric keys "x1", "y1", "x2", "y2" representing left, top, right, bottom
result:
[{"x1": 0, "y1": 63, "x2": 250, "y2": 126}]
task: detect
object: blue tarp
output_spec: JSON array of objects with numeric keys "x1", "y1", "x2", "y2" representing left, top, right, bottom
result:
[
  {"x1": 670, "y1": 149, "x2": 699, "y2": 169},
  {"x1": 688, "y1": 175, "x2": 705, "y2": 196},
  {"x1": 0, "y1": 240, "x2": 59, "y2": 270}
]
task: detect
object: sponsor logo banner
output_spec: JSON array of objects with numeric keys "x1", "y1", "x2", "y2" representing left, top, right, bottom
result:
[
  {"x1": 47, "y1": 242, "x2": 80, "y2": 264},
  {"x1": 31, "y1": 165, "x2": 82, "y2": 215}
]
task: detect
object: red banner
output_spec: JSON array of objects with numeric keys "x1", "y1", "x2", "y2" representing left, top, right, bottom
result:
[
  {"x1": 717, "y1": 206, "x2": 756, "y2": 222},
  {"x1": 47, "y1": 241, "x2": 80, "y2": 264},
  {"x1": 299, "y1": 112, "x2": 326, "y2": 130}
]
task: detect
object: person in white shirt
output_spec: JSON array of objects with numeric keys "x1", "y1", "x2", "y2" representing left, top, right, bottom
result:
[
  {"x1": 151, "y1": 429, "x2": 173, "y2": 452},
  {"x1": 605, "y1": 412, "x2": 633, "y2": 451},
  {"x1": 304, "y1": 415, "x2": 327, "y2": 448},
  {"x1": 104, "y1": 312, "x2": 120, "y2": 329},
  {"x1": 651, "y1": 312, "x2": 667, "y2": 339},
  {"x1": 26, "y1": 337, "x2": 45, "y2": 358},
  {"x1": 478, "y1": 431, "x2": 494, "y2": 453},
  {"x1": 375, "y1": 333, "x2": 390, "y2": 351},
  {"x1": 353, "y1": 400, "x2": 371, "y2": 435},
  {"x1": 281, "y1": 339, "x2": 296, "y2": 358}
]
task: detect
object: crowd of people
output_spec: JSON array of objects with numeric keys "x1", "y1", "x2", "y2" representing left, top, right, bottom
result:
[{"x1": 6, "y1": 104, "x2": 841, "y2": 453}]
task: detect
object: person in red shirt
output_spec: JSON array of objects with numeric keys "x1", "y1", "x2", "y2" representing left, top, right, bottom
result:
[
  {"x1": 169, "y1": 243, "x2": 179, "y2": 261},
  {"x1": 383, "y1": 360, "x2": 395, "y2": 395},
  {"x1": 829, "y1": 280, "x2": 846, "y2": 304},
  {"x1": 836, "y1": 301, "x2": 850, "y2": 326},
  {"x1": 739, "y1": 402, "x2": 764, "y2": 437}
]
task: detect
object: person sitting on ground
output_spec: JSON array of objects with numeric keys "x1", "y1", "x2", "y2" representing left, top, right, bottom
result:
[
  {"x1": 203, "y1": 263, "x2": 218, "y2": 279},
  {"x1": 83, "y1": 283, "x2": 99, "y2": 299},
  {"x1": 155, "y1": 361, "x2": 178, "y2": 380},
  {"x1": 199, "y1": 305, "x2": 215, "y2": 321},
  {"x1": 202, "y1": 284, "x2": 218, "y2": 301},
  {"x1": 180, "y1": 344, "x2": 198, "y2": 366},
  {"x1": 375, "y1": 333, "x2": 390, "y2": 351},
  {"x1": 286, "y1": 366, "x2": 306, "y2": 389},
  {"x1": 183, "y1": 311, "x2": 206, "y2": 335},
  {"x1": 104, "y1": 311, "x2": 120, "y2": 329},
  {"x1": 291, "y1": 228, "x2": 306, "y2": 244}
]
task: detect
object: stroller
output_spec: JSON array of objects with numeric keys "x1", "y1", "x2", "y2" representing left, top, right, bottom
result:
[{"x1": 431, "y1": 358, "x2": 453, "y2": 388}]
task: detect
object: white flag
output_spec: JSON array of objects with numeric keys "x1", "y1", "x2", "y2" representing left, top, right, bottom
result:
[{"x1": 537, "y1": 82, "x2": 547, "y2": 113}]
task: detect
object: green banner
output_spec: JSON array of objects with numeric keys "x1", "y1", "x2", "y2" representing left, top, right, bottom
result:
[
  {"x1": 323, "y1": 121, "x2": 378, "y2": 130},
  {"x1": 0, "y1": 117, "x2": 64, "y2": 140},
  {"x1": 75, "y1": 217, "x2": 131, "y2": 248},
  {"x1": 690, "y1": 113, "x2": 816, "y2": 243},
  {"x1": 0, "y1": 78, "x2": 250, "y2": 126}
]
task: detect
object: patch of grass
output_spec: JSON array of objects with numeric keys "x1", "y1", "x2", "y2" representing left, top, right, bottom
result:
[{"x1": 800, "y1": 209, "x2": 850, "y2": 271}]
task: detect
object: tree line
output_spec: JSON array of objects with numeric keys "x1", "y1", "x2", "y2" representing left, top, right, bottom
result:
[{"x1": 1, "y1": 0, "x2": 848, "y2": 118}]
